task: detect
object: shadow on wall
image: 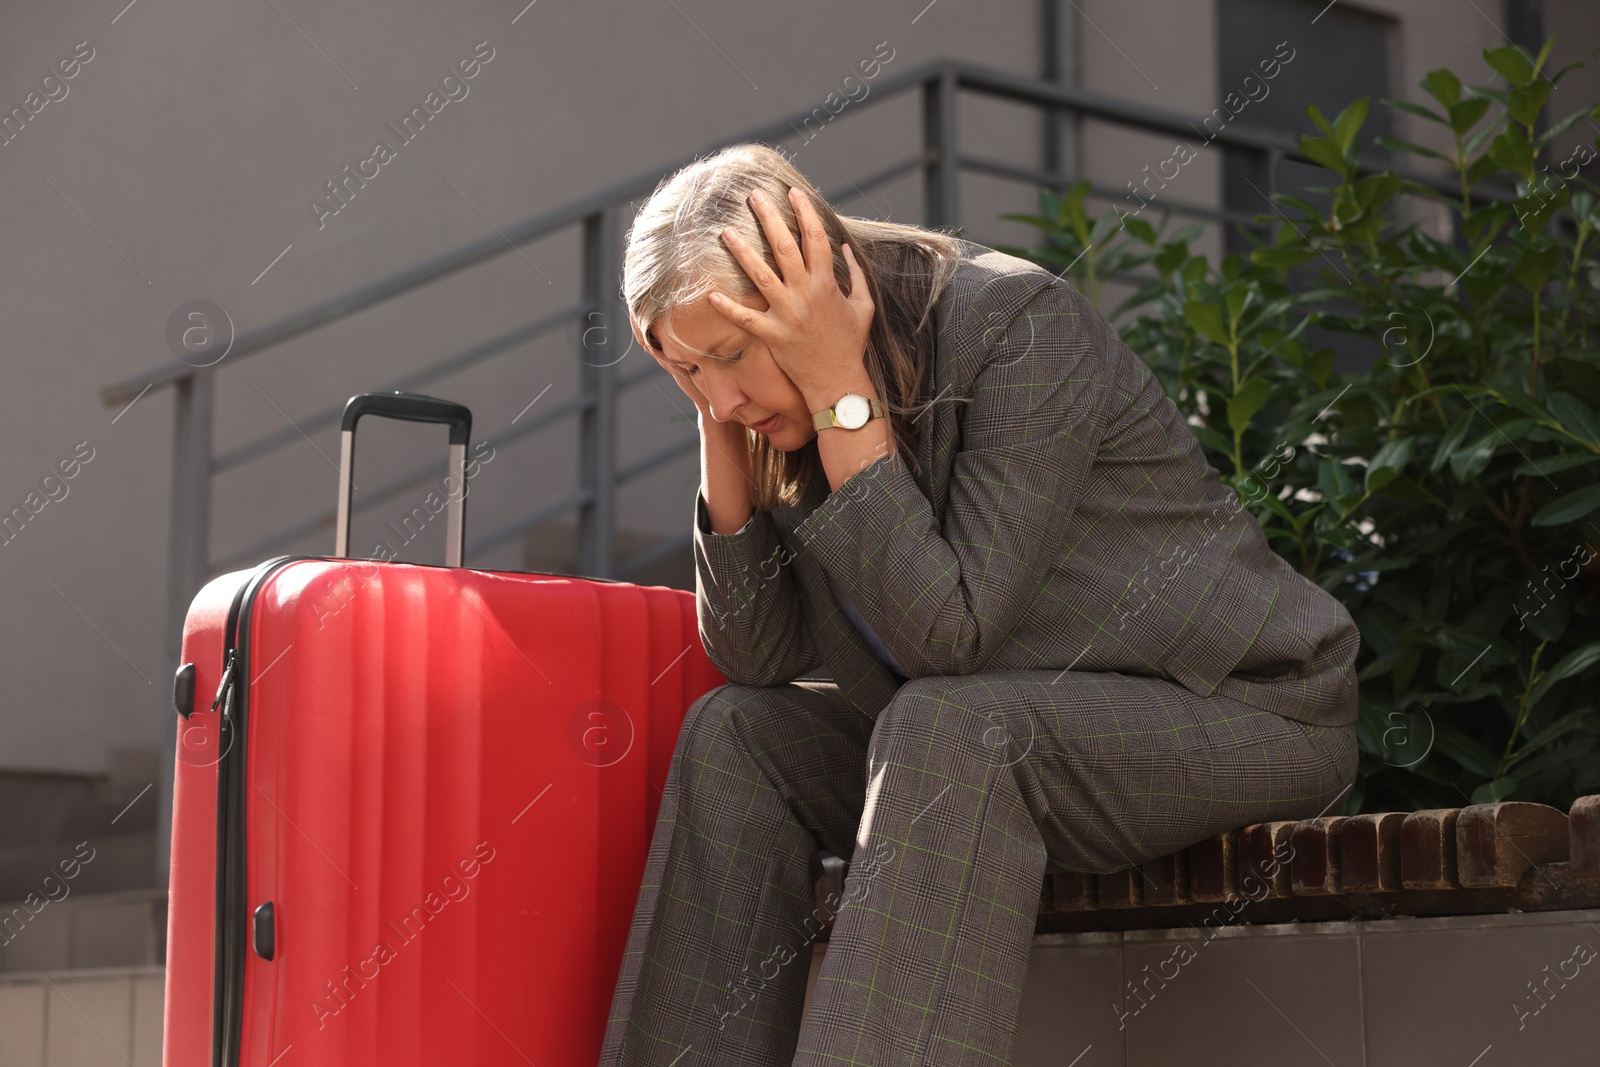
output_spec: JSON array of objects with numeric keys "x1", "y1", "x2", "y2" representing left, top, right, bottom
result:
[{"x1": 0, "y1": 747, "x2": 163, "y2": 900}]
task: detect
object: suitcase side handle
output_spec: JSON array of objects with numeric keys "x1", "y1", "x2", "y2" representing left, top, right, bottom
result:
[{"x1": 336, "y1": 391, "x2": 473, "y2": 567}]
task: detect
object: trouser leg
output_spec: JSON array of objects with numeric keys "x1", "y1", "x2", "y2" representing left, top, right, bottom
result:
[
  {"x1": 791, "y1": 675, "x2": 1052, "y2": 1067},
  {"x1": 600, "y1": 680, "x2": 873, "y2": 1067},
  {"x1": 791, "y1": 669, "x2": 1356, "y2": 1067}
]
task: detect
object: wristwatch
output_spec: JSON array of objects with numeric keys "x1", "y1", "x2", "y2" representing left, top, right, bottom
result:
[{"x1": 812, "y1": 392, "x2": 885, "y2": 431}]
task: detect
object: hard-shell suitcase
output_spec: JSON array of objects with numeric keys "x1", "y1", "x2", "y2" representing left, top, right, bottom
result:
[{"x1": 164, "y1": 392, "x2": 725, "y2": 1066}]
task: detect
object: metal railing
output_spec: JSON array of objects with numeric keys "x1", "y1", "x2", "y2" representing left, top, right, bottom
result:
[{"x1": 103, "y1": 56, "x2": 1441, "y2": 685}]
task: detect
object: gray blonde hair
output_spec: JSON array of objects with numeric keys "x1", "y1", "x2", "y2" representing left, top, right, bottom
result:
[{"x1": 622, "y1": 142, "x2": 969, "y2": 510}]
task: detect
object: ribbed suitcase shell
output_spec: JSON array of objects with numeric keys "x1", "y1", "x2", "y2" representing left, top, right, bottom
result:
[{"x1": 165, "y1": 556, "x2": 723, "y2": 1066}]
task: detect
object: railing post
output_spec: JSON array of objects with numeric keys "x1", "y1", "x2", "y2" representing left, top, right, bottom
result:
[
  {"x1": 155, "y1": 369, "x2": 213, "y2": 885},
  {"x1": 1040, "y1": 0, "x2": 1083, "y2": 182},
  {"x1": 579, "y1": 208, "x2": 620, "y2": 579},
  {"x1": 922, "y1": 70, "x2": 960, "y2": 229}
]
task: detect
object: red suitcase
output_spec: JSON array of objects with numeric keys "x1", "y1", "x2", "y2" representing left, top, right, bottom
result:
[{"x1": 164, "y1": 392, "x2": 724, "y2": 1066}]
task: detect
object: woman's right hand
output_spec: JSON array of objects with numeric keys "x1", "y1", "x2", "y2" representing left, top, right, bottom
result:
[
  {"x1": 634, "y1": 319, "x2": 753, "y2": 537},
  {"x1": 634, "y1": 317, "x2": 717, "y2": 422},
  {"x1": 666, "y1": 363, "x2": 714, "y2": 422}
]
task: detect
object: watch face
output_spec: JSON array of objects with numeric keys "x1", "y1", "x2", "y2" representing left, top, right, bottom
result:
[{"x1": 835, "y1": 393, "x2": 870, "y2": 429}]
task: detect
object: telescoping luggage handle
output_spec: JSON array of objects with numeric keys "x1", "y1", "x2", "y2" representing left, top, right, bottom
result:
[{"x1": 335, "y1": 391, "x2": 473, "y2": 567}]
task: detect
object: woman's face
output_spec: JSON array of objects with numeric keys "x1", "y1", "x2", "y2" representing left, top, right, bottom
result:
[{"x1": 648, "y1": 291, "x2": 817, "y2": 451}]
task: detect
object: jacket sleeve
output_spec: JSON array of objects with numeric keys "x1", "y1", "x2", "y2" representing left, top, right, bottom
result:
[
  {"x1": 790, "y1": 272, "x2": 1110, "y2": 678},
  {"x1": 692, "y1": 486, "x2": 825, "y2": 687}
]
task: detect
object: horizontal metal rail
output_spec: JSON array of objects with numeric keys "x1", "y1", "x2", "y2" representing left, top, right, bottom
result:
[{"x1": 106, "y1": 56, "x2": 1513, "y2": 771}]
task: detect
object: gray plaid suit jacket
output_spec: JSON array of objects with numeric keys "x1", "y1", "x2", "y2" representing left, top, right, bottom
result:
[{"x1": 691, "y1": 244, "x2": 1361, "y2": 730}]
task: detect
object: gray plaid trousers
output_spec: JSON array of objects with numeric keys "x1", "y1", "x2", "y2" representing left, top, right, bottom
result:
[{"x1": 598, "y1": 668, "x2": 1357, "y2": 1067}]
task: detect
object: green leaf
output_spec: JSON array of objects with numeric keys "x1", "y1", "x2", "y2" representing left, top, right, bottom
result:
[
  {"x1": 1227, "y1": 378, "x2": 1274, "y2": 437},
  {"x1": 1385, "y1": 97, "x2": 1448, "y2": 126},
  {"x1": 1251, "y1": 246, "x2": 1318, "y2": 269},
  {"x1": 1449, "y1": 421, "x2": 1535, "y2": 481},
  {"x1": 1332, "y1": 98, "x2": 1371, "y2": 155},
  {"x1": 1496, "y1": 388, "x2": 1553, "y2": 423},
  {"x1": 1190, "y1": 423, "x2": 1233, "y2": 455},
  {"x1": 1465, "y1": 83, "x2": 1511, "y2": 105},
  {"x1": 1431, "y1": 409, "x2": 1478, "y2": 474},
  {"x1": 1470, "y1": 777, "x2": 1519, "y2": 804},
  {"x1": 1366, "y1": 436, "x2": 1417, "y2": 493},
  {"x1": 1514, "y1": 185, "x2": 1570, "y2": 235},
  {"x1": 1484, "y1": 45, "x2": 1535, "y2": 88},
  {"x1": 1422, "y1": 69, "x2": 1462, "y2": 108},
  {"x1": 1488, "y1": 124, "x2": 1537, "y2": 183},
  {"x1": 1464, "y1": 115, "x2": 1509, "y2": 160},
  {"x1": 1514, "y1": 452, "x2": 1600, "y2": 478},
  {"x1": 1153, "y1": 243, "x2": 1188, "y2": 276},
  {"x1": 1546, "y1": 392, "x2": 1600, "y2": 446},
  {"x1": 1272, "y1": 193, "x2": 1323, "y2": 218},
  {"x1": 1299, "y1": 134, "x2": 1350, "y2": 176},
  {"x1": 1508, "y1": 82, "x2": 1553, "y2": 128},
  {"x1": 1253, "y1": 491, "x2": 1297, "y2": 524},
  {"x1": 1448, "y1": 97, "x2": 1492, "y2": 136},
  {"x1": 1184, "y1": 301, "x2": 1231, "y2": 347},
  {"x1": 999, "y1": 212, "x2": 1053, "y2": 226},
  {"x1": 1318, "y1": 455, "x2": 1357, "y2": 500},
  {"x1": 1530, "y1": 483, "x2": 1600, "y2": 526},
  {"x1": 1512, "y1": 244, "x2": 1562, "y2": 294},
  {"x1": 1506, "y1": 710, "x2": 1592, "y2": 768},
  {"x1": 1307, "y1": 349, "x2": 1336, "y2": 389},
  {"x1": 1535, "y1": 105, "x2": 1594, "y2": 149},
  {"x1": 1304, "y1": 102, "x2": 1336, "y2": 140},
  {"x1": 1432, "y1": 724, "x2": 1500, "y2": 778},
  {"x1": 1120, "y1": 215, "x2": 1158, "y2": 243},
  {"x1": 1525, "y1": 640, "x2": 1600, "y2": 712},
  {"x1": 1224, "y1": 286, "x2": 1252, "y2": 332},
  {"x1": 1375, "y1": 135, "x2": 1450, "y2": 162}
]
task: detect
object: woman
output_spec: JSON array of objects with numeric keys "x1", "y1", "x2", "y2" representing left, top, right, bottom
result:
[{"x1": 599, "y1": 143, "x2": 1359, "y2": 1067}]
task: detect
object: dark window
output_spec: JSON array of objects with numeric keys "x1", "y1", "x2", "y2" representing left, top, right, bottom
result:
[{"x1": 1217, "y1": 0, "x2": 1397, "y2": 255}]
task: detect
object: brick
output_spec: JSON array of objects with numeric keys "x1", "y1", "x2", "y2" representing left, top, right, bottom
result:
[
  {"x1": 1289, "y1": 816, "x2": 1347, "y2": 896},
  {"x1": 1337, "y1": 813, "x2": 1406, "y2": 892},
  {"x1": 1187, "y1": 832, "x2": 1239, "y2": 903},
  {"x1": 1569, "y1": 794, "x2": 1600, "y2": 878},
  {"x1": 1237, "y1": 821, "x2": 1296, "y2": 900},
  {"x1": 1140, "y1": 850, "x2": 1190, "y2": 906},
  {"x1": 1097, "y1": 866, "x2": 1143, "y2": 908},
  {"x1": 1456, "y1": 801, "x2": 1568, "y2": 888},
  {"x1": 1400, "y1": 808, "x2": 1460, "y2": 890}
]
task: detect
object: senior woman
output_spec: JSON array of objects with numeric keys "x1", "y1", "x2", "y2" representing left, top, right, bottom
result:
[{"x1": 599, "y1": 143, "x2": 1359, "y2": 1067}]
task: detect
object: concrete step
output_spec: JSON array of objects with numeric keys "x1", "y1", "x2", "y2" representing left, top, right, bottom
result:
[
  {"x1": 0, "y1": 889, "x2": 165, "y2": 974},
  {"x1": 0, "y1": 757, "x2": 160, "y2": 847},
  {"x1": 0, "y1": 965, "x2": 163, "y2": 1067},
  {"x1": 0, "y1": 833, "x2": 158, "y2": 904},
  {"x1": 801, "y1": 907, "x2": 1600, "y2": 1064}
]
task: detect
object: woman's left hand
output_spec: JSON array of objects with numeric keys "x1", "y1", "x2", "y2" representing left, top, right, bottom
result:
[{"x1": 709, "y1": 186, "x2": 875, "y2": 406}]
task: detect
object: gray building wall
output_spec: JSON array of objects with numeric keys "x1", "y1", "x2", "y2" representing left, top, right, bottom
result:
[{"x1": 0, "y1": 0, "x2": 1560, "y2": 876}]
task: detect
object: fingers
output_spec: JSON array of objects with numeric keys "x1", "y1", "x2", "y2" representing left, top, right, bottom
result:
[
  {"x1": 721, "y1": 188, "x2": 801, "y2": 306},
  {"x1": 720, "y1": 224, "x2": 783, "y2": 308},
  {"x1": 749, "y1": 187, "x2": 807, "y2": 282},
  {"x1": 652, "y1": 354, "x2": 710, "y2": 412},
  {"x1": 706, "y1": 290, "x2": 763, "y2": 339},
  {"x1": 788, "y1": 186, "x2": 833, "y2": 279},
  {"x1": 842, "y1": 242, "x2": 871, "y2": 309}
]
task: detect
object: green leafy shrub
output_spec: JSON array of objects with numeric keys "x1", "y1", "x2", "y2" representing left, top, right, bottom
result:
[{"x1": 1001, "y1": 38, "x2": 1600, "y2": 815}]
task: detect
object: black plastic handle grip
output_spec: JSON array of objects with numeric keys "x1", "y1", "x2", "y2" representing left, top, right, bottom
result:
[
  {"x1": 335, "y1": 391, "x2": 473, "y2": 566},
  {"x1": 340, "y1": 391, "x2": 472, "y2": 446}
]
